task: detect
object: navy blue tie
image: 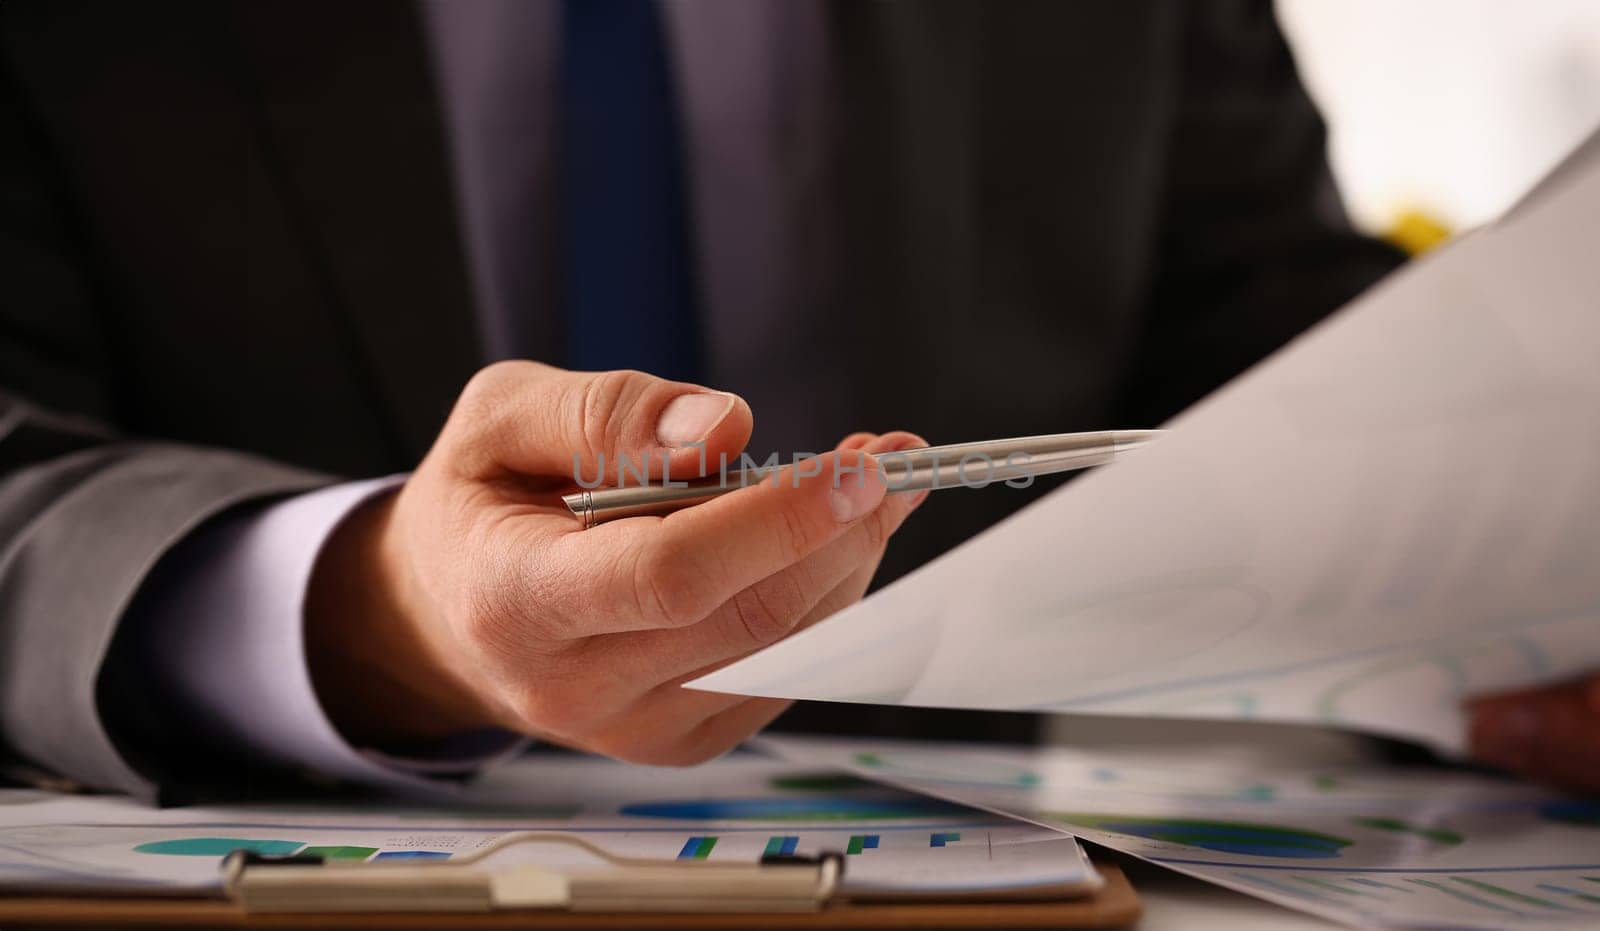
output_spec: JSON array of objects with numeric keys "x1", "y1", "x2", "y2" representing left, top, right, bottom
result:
[{"x1": 559, "y1": 0, "x2": 701, "y2": 383}]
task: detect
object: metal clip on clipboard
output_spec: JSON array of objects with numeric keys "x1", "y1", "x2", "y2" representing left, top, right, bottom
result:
[{"x1": 223, "y1": 832, "x2": 844, "y2": 914}]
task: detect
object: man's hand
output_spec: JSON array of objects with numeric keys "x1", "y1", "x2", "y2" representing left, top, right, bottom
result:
[
  {"x1": 1467, "y1": 674, "x2": 1600, "y2": 794},
  {"x1": 306, "y1": 362, "x2": 926, "y2": 764}
]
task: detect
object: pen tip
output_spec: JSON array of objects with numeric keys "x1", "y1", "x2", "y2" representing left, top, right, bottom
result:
[{"x1": 1111, "y1": 430, "x2": 1162, "y2": 452}]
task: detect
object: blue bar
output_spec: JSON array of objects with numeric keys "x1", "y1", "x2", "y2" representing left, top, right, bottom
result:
[
  {"x1": 862, "y1": 835, "x2": 879, "y2": 849},
  {"x1": 373, "y1": 851, "x2": 451, "y2": 861}
]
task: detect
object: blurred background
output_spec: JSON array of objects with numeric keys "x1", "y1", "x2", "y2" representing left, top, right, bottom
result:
[{"x1": 1279, "y1": 0, "x2": 1600, "y2": 251}]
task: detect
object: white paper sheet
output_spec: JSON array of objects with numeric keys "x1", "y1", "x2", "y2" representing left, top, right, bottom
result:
[
  {"x1": 0, "y1": 752, "x2": 1098, "y2": 900},
  {"x1": 761, "y1": 736, "x2": 1600, "y2": 931},
  {"x1": 690, "y1": 137, "x2": 1600, "y2": 753}
]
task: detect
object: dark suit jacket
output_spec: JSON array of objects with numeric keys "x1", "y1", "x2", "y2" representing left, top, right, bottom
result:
[{"x1": 0, "y1": 0, "x2": 1405, "y2": 794}]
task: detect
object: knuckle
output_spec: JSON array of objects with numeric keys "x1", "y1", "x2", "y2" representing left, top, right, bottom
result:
[
  {"x1": 458, "y1": 545, "x2": 538, "y2": 644},
  {"x1": 631, "y1": 546, "x2": 713, "y2": 628},
  {"x1": 448, "y1": 362, "x2": 542, "y2": 470},
  {"x1": 504, "y1": 684, "x2": 559, "y2": 733},
  {"x1": 571, "y1": 369, "x2": 651, "y2": 457},
  {"x1": 459, "y1": 361, "x2": 530, "y2": 417},
  {"x1": 731, "y1": 576, "x2": 805, "y2": 646},
  {"x1": 859, "y1": 506, "x2": 893, "y2": 553},
  {"x1": 775, "y1": 499, "x2": 821, "y2": 564},
  {"x1": 540, "y1": 558, "x2": 611, "y2": 639},
  {"x1": 458, "y1": 587, "x2": 517, "y2": 655},
  {"x1": 506, "y1": 668, "x2": 609, "y2": 739}
]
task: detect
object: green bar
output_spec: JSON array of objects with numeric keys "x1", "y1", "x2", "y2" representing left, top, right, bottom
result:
[
  {"x1": 1353, "y1": 816, "x2": 1463, "y2": 846},
  {"x1": 1409, "y1": 879, "x2": 1519, "y2": 915},
  {"x1": 846, "y1": 835, "x2": 864, "y2": 855},
  {"x1": 693, "y1": 836, "x2": 717, "y2": 859},
  {"x1": 1450, "y1": 877, "x2": 1568, "y2": 910},
  {"x1": 764, "y1": 836, "x2": 785, "y2": 857},
  {"x1": 1291, "y1": 876, "x2": 1382, "y2": 899},
  {"x1": 1539, "y1": 883, "x2": 1600, "y2": 905},
  {"x1": 133, "y1": 838, "x2": 302, "y2": 857},
  {"x1": 1349, "y1": 877, "x2": 1413, "y2": 893},
  {"x1": 300, "y1": 845, "x2": 378, "y2": 861}
]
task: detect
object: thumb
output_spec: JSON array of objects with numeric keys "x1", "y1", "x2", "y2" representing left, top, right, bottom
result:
[{"x1": 447, "y1": 361, "x2": 753, "y2": 481}]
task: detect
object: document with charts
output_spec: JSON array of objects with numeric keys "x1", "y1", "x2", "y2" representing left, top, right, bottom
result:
[
  {"x1": 691, "y1": 132, "x2": 1600, "y2": 754},
  {"x1": 760, "y1": 735, "x2": 1600, "y2": 931},
  {"x1": 0, "y1": 752, "x2": 1098, "y2": 901}
]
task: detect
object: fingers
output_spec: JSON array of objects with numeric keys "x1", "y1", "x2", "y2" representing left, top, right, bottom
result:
[
  {"x1": 446, "y1": 361, "x2": 753, "y2": 482},
  {"x1": 692, "y1": 431, "x2": 928, "y2": 654},
  {"x1": 466, "y1": 424, "x2": 926, "y2": 765},
  {"x1": 574, "y1": 433, "x2": 931, "y2": 684},
  {"x1": 566, "y1": 448, "x2": 889, "y2": 632},
  {"x1": 1466, "y1": 675, "x2": 1600, "y2": 793}
]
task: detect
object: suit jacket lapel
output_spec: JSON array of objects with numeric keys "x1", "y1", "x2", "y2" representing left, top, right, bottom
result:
[{"x1": 235, "y1": 0, "x2": 481, "y2": 463}]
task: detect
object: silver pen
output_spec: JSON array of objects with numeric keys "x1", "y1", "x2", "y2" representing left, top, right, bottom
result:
[{"x1": 564, "y1": 430, "x2": 1161, "y2": 528}]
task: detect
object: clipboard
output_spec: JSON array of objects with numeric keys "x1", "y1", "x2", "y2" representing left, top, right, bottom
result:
[
  {"x1": 0, "y1": 754, "x2": 1142, "y2": 927},
  {"x1": 0, "y1": 836, "x2": 1140, "y2": 928},
  {"x1": 0, "y1": 871, "x2": 1139, "y2": 929}
]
